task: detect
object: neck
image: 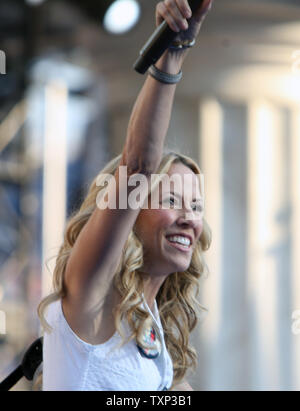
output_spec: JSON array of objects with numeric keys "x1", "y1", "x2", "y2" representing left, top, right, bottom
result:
[{"x1": 140, "y1": 271, "x2": 168, "y2": 313}]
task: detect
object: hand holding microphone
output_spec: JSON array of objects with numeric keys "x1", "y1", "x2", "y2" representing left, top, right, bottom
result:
[{"x1": 134, "y1": 0, "x2": 213, "y2": 74}]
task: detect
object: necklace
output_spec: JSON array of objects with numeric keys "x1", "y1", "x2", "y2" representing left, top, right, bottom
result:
[
  {"x1": 137, "y1": 324, "x2": 162, "y2": 359},
  {"x1": 136, "y1": 294, "x2": 162, "y2": 359}
]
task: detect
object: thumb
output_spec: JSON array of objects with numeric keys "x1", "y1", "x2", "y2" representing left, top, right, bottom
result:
[
  {"x1": 194, "y1": 0, "x2": 214, "y2": 21},
  {"x1": 202, "y1": 0, "x2": 214, "y2": 12}
]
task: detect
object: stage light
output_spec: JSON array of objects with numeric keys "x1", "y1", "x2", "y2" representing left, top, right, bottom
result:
[
  {"x1": 103, "y1": 0, "x2": 141, "y2": 35},
  {"x1": 25, "y1": 0, "x2": 46, "y2": 6}
]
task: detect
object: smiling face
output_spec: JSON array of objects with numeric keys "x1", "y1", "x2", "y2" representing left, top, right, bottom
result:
[{"x1": 134, "y1": 161, "x2": 204, "y2": 278}]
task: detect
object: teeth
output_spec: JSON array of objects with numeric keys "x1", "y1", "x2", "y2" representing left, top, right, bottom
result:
[{"x1": 167, "y1": 235, "x2": 191, "y2": 247}]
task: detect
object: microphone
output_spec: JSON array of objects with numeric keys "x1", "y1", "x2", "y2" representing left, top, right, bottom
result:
[
  {"x1": 133, "y1": 0, "x2": 205, "y2": 74},
  {"x1": 0, "y1": 337, "x2": 43, "y2": 391}
]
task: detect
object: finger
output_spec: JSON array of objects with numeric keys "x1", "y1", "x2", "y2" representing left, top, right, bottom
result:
[
  {"x1": 156, "y1": 1, "x2": 181, "y2": 32},
  {"x1": 164, "y1": 0, "x2": 189, "y2": 31},
  {"x1": 174, "y1": 0, "x2": 192, "y2": 19}
]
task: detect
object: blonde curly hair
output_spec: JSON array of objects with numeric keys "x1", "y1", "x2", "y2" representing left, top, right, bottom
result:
[{"x1": 38, "y1": 150, "x2": 211, "y2": 387}]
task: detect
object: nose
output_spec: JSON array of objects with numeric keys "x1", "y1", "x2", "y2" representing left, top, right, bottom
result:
[{"x1": 176, "y1": 211, "x2": 201, "y2": 229}]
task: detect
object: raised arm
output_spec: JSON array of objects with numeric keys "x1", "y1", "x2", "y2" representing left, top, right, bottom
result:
[
  {"x1": 63, "y1": 0, "x2": 213, "y2": 330},
  {"x1": 124, "y1": 0, "x2": 213, "y2": 175}
]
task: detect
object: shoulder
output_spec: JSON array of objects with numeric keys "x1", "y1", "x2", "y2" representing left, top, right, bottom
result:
[{"x1": 43, "y1": 299, "x2": 61, "y2": 331}]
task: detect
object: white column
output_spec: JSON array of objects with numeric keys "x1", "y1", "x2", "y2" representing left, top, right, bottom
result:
[
  {"x1": 198, "y1": 98, "x2": 223, "y2": 389},
  {"x1": 247, "y1": 101, "x2": 286, "y2": 389},
  {"x1": 42, "y1": 83, "x2": 68, "y2": 297},
  {"x1": 0, "y1": 310, "x2": 6, "y2": 335},
  {"x1": 290, "y1": 107, "x2": 300, "y2": 390}
]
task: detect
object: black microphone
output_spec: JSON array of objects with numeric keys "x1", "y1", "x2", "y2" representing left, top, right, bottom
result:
[
  {"x1": 133, "y1": 0, "x2": 205, "y2": 74},
  {"x1": 0, "y1": 337, "x2": 43, "y2": 391}
]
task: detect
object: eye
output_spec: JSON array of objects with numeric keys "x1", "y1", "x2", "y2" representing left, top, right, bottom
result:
[
  {"x1": 161, "y1": 196, "x2": 177, "y2": 208},
  {"x1": 167, "y1": 196, "x2": 176, "y2": 207},
  {"x1": 191, "y1": 203, "x2": 203, "y2": 213}
]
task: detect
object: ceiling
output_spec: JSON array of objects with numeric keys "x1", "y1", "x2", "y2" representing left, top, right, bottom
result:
[
  {"x1": 1, "y1": 0, "x2": 300, "y2": 106},
  {"x1": 72, "y1": 0, "x2": 300, "y2": 104}
]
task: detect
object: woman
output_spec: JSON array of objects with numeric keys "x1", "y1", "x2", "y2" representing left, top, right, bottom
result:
[{"x1": 38, "y1": 0, "x2": 213, "y2": 391}]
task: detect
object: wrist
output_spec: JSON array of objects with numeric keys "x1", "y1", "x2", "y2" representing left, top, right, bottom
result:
[{"x1": 155, "y1": 49, "x2": 187, "y2": 74}]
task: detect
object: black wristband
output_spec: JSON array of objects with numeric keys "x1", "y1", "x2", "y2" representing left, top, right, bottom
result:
[{"x1": 148, "y1": 65, "x2": 182, "y2": 84}]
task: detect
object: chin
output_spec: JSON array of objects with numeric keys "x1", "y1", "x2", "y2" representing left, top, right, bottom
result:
[
  {"x1": 178, "y1": 265, "x2": 190, "y2": 273},
  {"x1": 170, "y1": 260, "x2": 191, "y2": 274}
]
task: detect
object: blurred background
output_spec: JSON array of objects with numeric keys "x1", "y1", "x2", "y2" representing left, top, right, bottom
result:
[{"x1": 0, "y1": 0, "x2": 299, "y2": 391}]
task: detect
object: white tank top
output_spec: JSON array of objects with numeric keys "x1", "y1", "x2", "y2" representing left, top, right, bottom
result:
[{"x1": 42, "y1": 296, "x2": 173, "y2": 391}]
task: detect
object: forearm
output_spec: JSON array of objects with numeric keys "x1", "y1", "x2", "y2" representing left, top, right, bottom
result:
[
  {"x1": 121, "y1": 0, "x2": 213, "y2": 175},
  {"x1": 123, "y1": 49, "x2": 188, "y2": 174}
]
